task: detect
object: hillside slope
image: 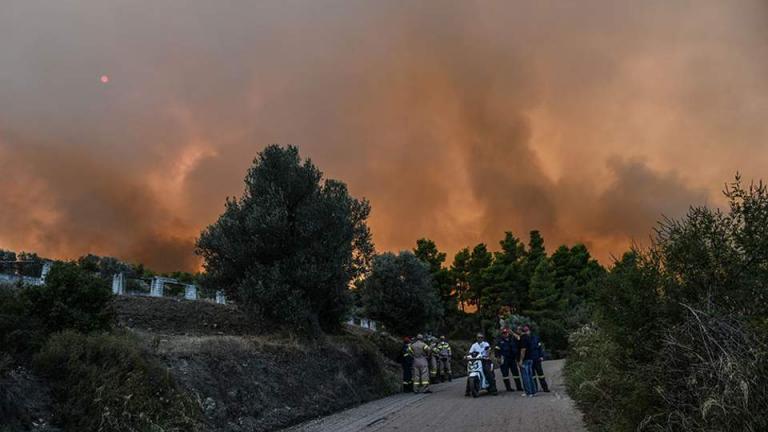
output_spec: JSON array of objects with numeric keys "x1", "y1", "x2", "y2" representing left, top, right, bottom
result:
[{"x1": 121, "y1": 297, "x2": 401, "y2": 431}]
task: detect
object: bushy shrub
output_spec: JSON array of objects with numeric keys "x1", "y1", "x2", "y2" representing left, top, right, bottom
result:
[
  {"x1": 443, "y1": 310, "x2": 480, "y2": 341},
  {"x1": 642, "y1": 308, "x2": 768, "y2": 432},
  {"x1": 360, "y1": 251, "x2": 443, "y2": 336},
  {"x1": 34, "y1": 330, "x2": 201, "y2": 432},
  {"x1": 565, "y1": 324, "x2": 658, "y2": 432},
  {"x1": 0, "y1": 284, "x2": 45, "y2": 361},
  {"x1": 24, "y1": 262, "x2": 114, "y2": 334},
  {"x1": 565, "y1": 177, "x2": 768, "y2": 431}
]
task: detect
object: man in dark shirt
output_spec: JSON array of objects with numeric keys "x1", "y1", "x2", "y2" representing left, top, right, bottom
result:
[
  {"x1": 518, "y1": 325, "x2": 537, "y2": 396},
  {"x1": 531, "y1": 332, "x2": 550, "y2": 392},
  {"x1": 494, "y1": 327, "x2": 523, "y2": 391}
]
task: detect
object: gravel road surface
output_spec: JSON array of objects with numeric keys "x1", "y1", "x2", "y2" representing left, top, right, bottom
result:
[{"x1": 283, "y1": 359, "x2": 586, "y2": 432}]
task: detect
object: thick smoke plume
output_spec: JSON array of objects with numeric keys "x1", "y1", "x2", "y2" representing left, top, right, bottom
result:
[{"x1": 1, "y1": 1, "x2": 766, "y2": 271}]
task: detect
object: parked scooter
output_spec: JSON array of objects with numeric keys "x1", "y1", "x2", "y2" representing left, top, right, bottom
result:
[{"x1": 465, "y1": 352, "x2": 494, "y2": 397}]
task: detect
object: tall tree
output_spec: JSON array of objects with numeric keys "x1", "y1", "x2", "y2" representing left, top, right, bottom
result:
[
  {"x1": 361, "y1": 251, "x2": 442, "y2": 335},
  {"x1": 467, "y1": 243, "x2": 493, "y2": 314},
  {"x1": 481, "y1": 232, "x2": 525, "y2": 321},
  {"x1": 525, "y1": 258, "x2": 568, "y2": 353},
  {"x1": 196, "y1": 145, "x2": 374, "y2": 333},
  {"x1": 519, "y1": 230, "x2": 547, "y2": 312},
  {"x1": 413, "y1": 238, "x2": 455, "y2": 313},
  {"x1": 450, "y1": 248, "x2": 472, "y2": 312}
]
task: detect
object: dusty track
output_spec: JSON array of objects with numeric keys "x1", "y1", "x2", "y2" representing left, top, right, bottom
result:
[{"x1": 283, "y1": 359, "x2": 586, "y2": 432}]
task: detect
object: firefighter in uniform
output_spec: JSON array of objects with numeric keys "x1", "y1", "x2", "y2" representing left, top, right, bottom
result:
[
  {"x1": 437, "y1": 336, "x2": 452, "y2": 382},
  {"x1": 400, "y1": 337, "x2": 414, "y2": 392},
  {"x1": 408, "y1": 334, "x2": 432, "y2": 393},
  {"x1": 531, "y1": 332, "x2": 550, "y2": 392},
  {"x1": 428, "y1": 337, "x2": 440, "y2": 383},
  {"x1": 494, "y1": 327, "x2": 523, "y2": 391}
]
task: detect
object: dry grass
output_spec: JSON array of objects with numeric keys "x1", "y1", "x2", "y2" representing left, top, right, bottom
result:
[{"x1": 641, "y1": 305, "x2": 768, "y2": 432}]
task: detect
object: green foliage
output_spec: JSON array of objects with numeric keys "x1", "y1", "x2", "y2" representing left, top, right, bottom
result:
[
  {"x1": 567, "y1": 175, "x2": 768, "y2": 431},
  {"x1": 76, "y1": 254, "x2": 136, "y2": 280},
  {"x1": 444, "y1": 230, "x2": 603, "y2": 355},
  {"x1": 24, "y1": 262, "x2": 114, "y2": 335},
  {"x1": 467, "y1": 244, "x2": 492, "y2": 312},
  {"x1": 196, "y1": 145, "x2": 374, "y2": 333},
  {"x1": 480, "y1": 232, "x2": 526, "y2": 324},
  {"x1": 361, "y1": 251, "x2": 442, "y2": 335},
  {"x1": 565, "y1": 325, "x2": 655, "y2": 432},
  {"x1": 526, "y1": 259, "x2": 561, "y2": 318},
  {"x1": 413, "y1": 238, "x2": 456, "y2": 315},
  {"x1": 450, "y1": 247, "x2": 472, "y2": 312},
  {"x1": 0, "y1": 249, "x2": 44, "y2": 276},
  {"x1": 443, "y1": 310, "x2": 481, "y2": 340},
  {"x1": 0, "y1": 249, "x2": 17, "y2": 273},
  {"x1": 34, "y1": 331, "x2": 200, "y2": 432},
  {"x1": 0, "y1": 284, "x2": 45, "y2": 362}
]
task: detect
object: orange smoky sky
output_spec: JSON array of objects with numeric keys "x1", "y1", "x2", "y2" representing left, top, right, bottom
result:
[{"x1": 1, "y1": 1, "x2": 767, "y2": 272}]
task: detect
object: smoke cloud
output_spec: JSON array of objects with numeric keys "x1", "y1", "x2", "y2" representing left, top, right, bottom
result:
[{"x1": 1, "y1": 1, "x2": 766, "y2": 271}]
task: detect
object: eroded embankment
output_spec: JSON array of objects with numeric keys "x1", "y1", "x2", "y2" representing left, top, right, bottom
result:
[
  {"x1": 2, "y1": 297, "x2": 400, "y2": 432},
  {"x1": 115, "y1": 296, "x2": 401, "y2": 431},
  {"x1": 154, "y1": 333, "x2": 400, "y2": 431}
]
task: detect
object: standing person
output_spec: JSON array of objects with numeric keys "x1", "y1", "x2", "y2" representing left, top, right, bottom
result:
[
  {"x1": 437, "y1": 336, "x2": 452, "y2": 382},
  {"x1": 409, "y1": 334, "x2": 432, "y2": 394},
  {"x1": 531, "y1": 332, "x2": 550, "y2": 392},
  {"x1": 400, "y1": 337, "x2": 414, "y2": 393},
  {"x1": 518, "y1": 325, "x2": 537, "y2": 397},
  {"x1": 494, "y1": 327, "x2": 522, "y2": 391},
  {"x1": 468, "y1": 332, "x2": 498, "y2": 395},
  {"x1": 428, "y1": 337, "x2": 440, "y2": 383}
]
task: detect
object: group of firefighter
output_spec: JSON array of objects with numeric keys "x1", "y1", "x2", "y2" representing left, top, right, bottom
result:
[
  {"x1": 401, "y1": 335, "x2": 454, "y2": 393},
  {"x1": 399, "y1": 325, "x2": 550, "y2": 397}
]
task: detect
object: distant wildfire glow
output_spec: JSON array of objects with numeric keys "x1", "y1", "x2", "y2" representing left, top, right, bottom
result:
[{"x1": 1, "y1": 1, "x2": 767, "y2": 271}]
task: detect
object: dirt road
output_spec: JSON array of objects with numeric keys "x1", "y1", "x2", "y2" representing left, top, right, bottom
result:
[{"x1": 283, "y1": 359, "x2": 586, "y2": 432}]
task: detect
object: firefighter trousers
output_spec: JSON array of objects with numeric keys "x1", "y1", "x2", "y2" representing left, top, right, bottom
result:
[
  {"x1": 533, "y1": 358, "x2": 550, "y2": 392},
  {"x1": 499, "y1": 356, "x2": 523, "y2": 390},
  {"x1": 412, "y1": 358, "x2": 430, "y2": 392}
]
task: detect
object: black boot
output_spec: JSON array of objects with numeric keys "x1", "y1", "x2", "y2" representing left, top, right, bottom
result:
[
  {"x1": 503, "y1": 378, "x2": 513, "y2": 391},
  {"x1": 539, "y1": 378, "x2": 550, "y2": 392},
  {"x1": 448, "y1": 373, "x2": 452, "y2": 382}
]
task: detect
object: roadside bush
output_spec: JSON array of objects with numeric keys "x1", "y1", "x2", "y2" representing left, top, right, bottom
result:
[
  {"x1": 641, "y1": 308, "x2": 768, "y2": 432},
  {"x1": 24, "y1": 262, "x2": 114, "y2": 334},
  {"x1": 34, "y1": 330, "x2": 201, "y2": 432},
  {"x1": 565, "y1": 176, "x2": 768, "y2": 431},
  {"x1": 565, "y1": 324, "x2": 657, "y2": 432},
  {"x1": 0, "y1": 284, "x2": 45, "y2": 362}
]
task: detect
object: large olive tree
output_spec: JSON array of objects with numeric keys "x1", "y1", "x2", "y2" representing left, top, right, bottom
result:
[{"x1": 196, "y1": 145, "x2": 374, "y2": 333}]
